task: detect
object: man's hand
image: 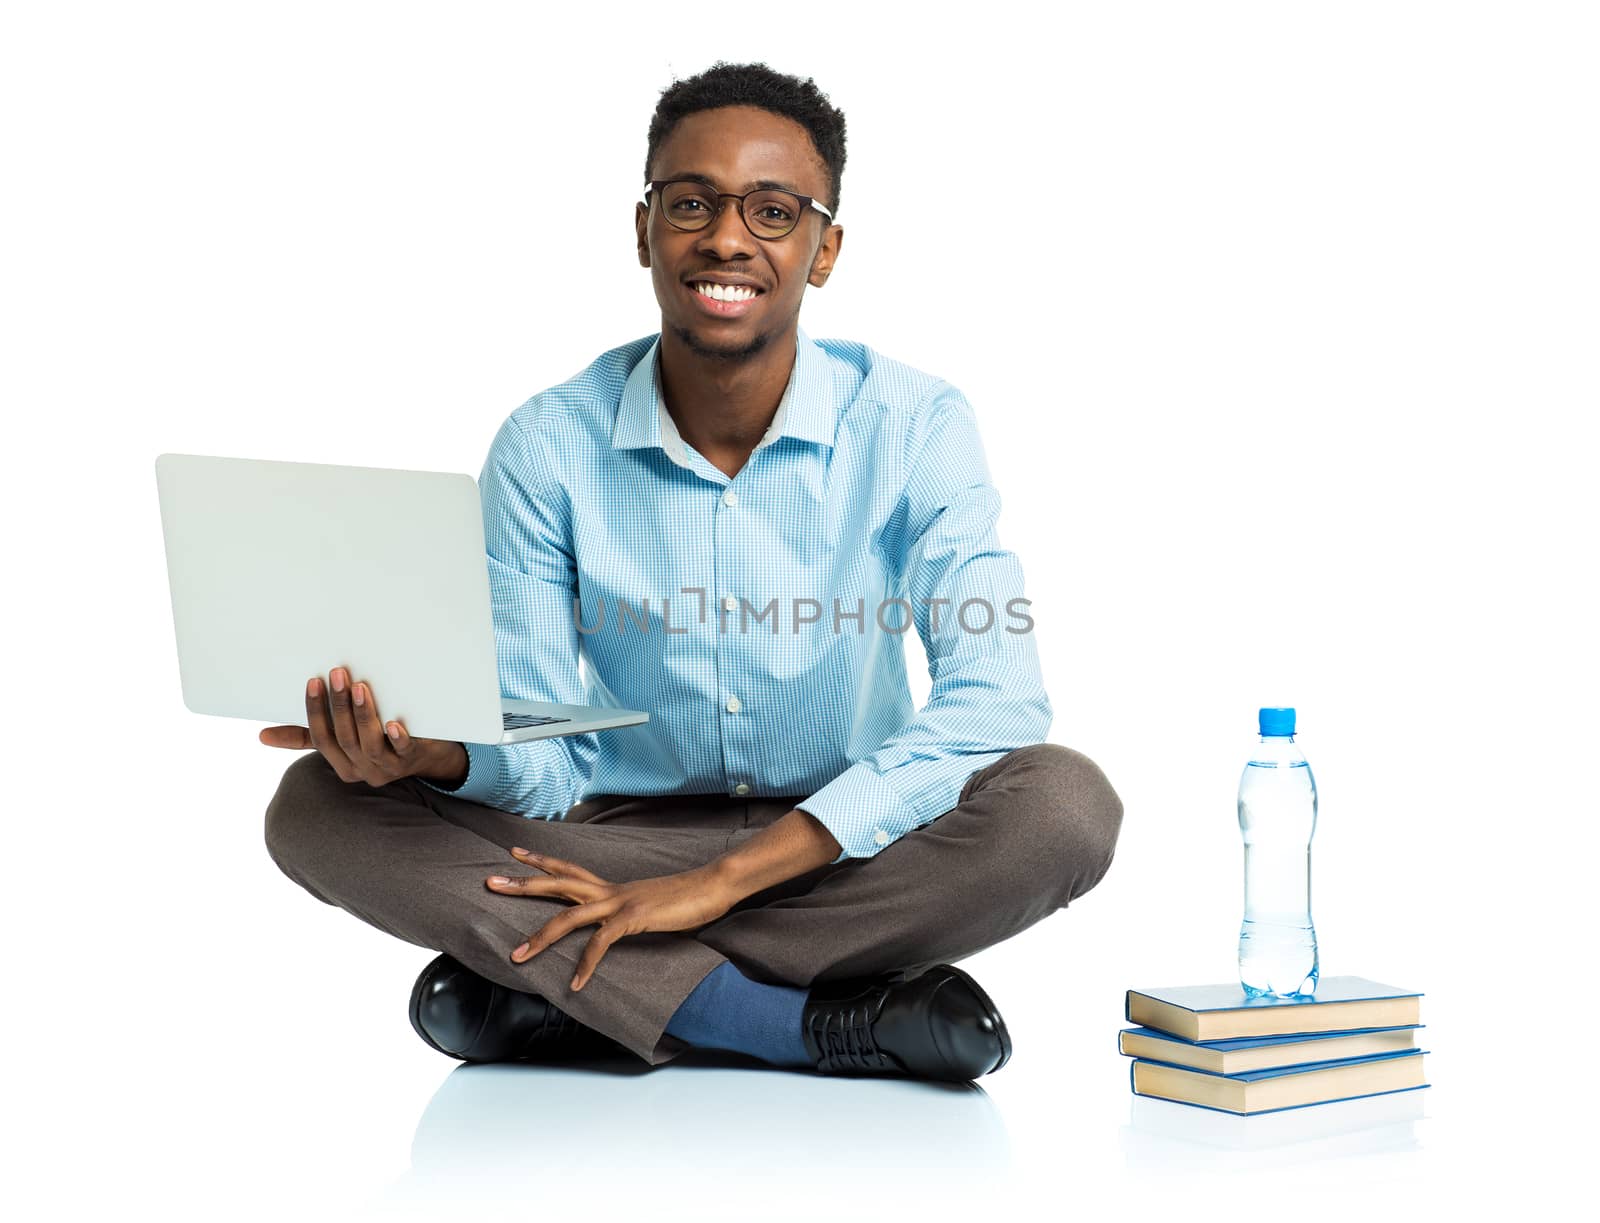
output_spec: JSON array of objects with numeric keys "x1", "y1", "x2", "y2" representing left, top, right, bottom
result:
[
  {"x1": 486, "y1": 850, "x2": 737, "y2": 991},
  {"x1": 259, "y1": 666, "x2": 469, "y2": 789}
]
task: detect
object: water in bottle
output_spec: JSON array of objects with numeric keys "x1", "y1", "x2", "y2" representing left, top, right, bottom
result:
[{"x1": 1237, "y1": 706, "x2": 1319, "y2": 998}]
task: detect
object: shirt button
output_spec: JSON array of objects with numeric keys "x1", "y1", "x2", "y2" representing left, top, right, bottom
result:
[
  {"x1": 722, "y1": 594, "x2": 738, "y2": 612},
  {"x1": 733, "y1": 783, "x2": 751, "y2": 796},
  {"x1": 874, "y1": 829, "x2": 890, "y2": 846},
  {"x1": 722, "y1": 489, "x2": 738, "y2": 507},
  {"x1": 725, "y1": 696, "x2": 742, "y2": 713}
]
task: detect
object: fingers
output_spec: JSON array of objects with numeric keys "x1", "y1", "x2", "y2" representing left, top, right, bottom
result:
[
  {"x1": 259, "y1": 725, "x2": 313, "y2": 749},
  {"x1": 350, "y1": 679, "x2": 392, "y2": 763},
  {"x1": 485, "y1": 870, "x2": 606, "y2": 904},
  {"x1": 384, "y1": 718, "x2": 415, "y2": 759},
  {"x1": 305, "y1": 669, "x2": 403, "y2": 785},
  {"x1": 570, "y1": 926, "x2": 623, "y2": 991},
  {"x1": 304, "y1": 676, "x2": 357, "y2": 778},
  {"x1": 511, "y1": 900, "x2": 615, "y2": 964},
  {"x1": 325, "y1": 668, "x2": 363, "y2": 761},
  {"x1": 509, "y1": 848, "x2": 608, "y2": 886}
]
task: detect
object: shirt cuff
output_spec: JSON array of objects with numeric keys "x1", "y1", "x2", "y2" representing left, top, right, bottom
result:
[
  {"x1": 418, "y1": 740, "x2": 505, "y2": 806},
  {"x1": 797, "y1": 764, "x2": 921, "y2": 864}
]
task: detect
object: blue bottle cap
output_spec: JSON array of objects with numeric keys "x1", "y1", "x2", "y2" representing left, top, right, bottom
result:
[{"x1": 1259, "y1": 707, "x2": 1296, "y2": 736}]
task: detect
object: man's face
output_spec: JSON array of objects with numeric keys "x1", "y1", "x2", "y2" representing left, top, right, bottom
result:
[{"x1": 636, "y1": 105, "x2": 843, "y2": 364}]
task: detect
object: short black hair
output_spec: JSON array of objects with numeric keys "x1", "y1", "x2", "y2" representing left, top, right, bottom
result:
[{"x1": 644, "y1": 61, "x2": 848, "y2": 216}]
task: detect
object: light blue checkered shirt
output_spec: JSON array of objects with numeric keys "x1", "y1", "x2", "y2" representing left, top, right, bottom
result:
[{"x1": 424, "y1": 325, "x2": 1052, "y2": 864}]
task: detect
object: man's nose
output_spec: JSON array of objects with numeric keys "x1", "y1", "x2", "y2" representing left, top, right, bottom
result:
[{"x1": 695, "y1": 200, "x2": 758, "y2": 259}]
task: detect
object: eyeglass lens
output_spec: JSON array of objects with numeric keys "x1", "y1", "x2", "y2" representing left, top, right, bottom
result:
[{"x1": 658, "y1": 182, "x2": 802, "y2": 238}]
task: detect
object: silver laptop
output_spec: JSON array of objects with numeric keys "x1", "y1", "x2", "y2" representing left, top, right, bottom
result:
[{"x1": 154, "y1": 453, "x2": 649, "y2": 745}]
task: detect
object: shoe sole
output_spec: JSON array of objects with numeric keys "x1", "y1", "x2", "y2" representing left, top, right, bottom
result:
[{"x1": 936, "y1": 963, "x2": 1013, "y2": 1075}]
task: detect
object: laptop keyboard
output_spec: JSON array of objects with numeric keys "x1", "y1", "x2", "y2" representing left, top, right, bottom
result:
[{"x1": 503, "y1": 713, "x2": 573, "y2": 730}]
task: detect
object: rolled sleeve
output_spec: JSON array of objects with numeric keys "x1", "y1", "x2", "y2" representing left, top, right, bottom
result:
[
  {"x1": 418, "y1": 739, "x2": 506, "y2": 804},
  {"x1": 797, "y1": 763, "x2": 918, "y2": 864}
]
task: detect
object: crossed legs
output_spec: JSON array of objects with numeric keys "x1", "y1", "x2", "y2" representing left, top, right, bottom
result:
[{"x1": 263, "y1": 743, "x2": 1123, "y2": 1065}]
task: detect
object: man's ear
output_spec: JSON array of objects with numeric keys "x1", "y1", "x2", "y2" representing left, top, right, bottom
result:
[
  {"x1": 636, "y1": 202, "x2": 650, "y2": 268},
  {"x1": 808, "y1": 224, "x2": 843, "y2": 288}
]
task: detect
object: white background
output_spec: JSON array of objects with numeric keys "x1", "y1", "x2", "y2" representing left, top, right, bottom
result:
[{"x1": 3, "y1": 2, "x2": 1595, "y2": 1219}]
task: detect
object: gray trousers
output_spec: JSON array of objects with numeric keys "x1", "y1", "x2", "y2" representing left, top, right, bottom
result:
[{"x1": 263, "y1": 743, "x2": 1123, "y2": 1067}]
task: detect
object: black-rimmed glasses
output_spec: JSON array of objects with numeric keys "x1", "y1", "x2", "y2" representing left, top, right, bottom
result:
[{"x1": 643, "y1": 179, "x2": 833, "y2": 240}]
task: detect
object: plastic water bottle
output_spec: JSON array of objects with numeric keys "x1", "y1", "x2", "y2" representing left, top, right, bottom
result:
[{"x1": 1237, "y1": 706, "x2": 1320, "y2": 998}]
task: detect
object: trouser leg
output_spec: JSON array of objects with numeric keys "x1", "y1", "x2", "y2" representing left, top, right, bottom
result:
[
  {"x1": 262, "y1": 753, "x2": 735, "y2": 1066},
  {"x1": 692, "y1": 743, "x2": 1125, "y2": 988}
]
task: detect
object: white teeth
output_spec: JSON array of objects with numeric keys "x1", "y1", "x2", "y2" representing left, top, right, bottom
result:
[{"x1": 694, "y1": 282, "x2": 758, "y2": 302}]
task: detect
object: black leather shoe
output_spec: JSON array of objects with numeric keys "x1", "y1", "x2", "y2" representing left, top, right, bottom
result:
[
  {"x1": 408, "y1": 954, "x2": 625, "y2": 1063},
  {"x1": 800, "y1": 963, "x2": 1012, "y2": 1081}
]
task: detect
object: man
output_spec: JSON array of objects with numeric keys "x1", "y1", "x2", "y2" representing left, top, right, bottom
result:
[{"x1": 262, "y1": 61, "x2": 1123, "y2": 1082}]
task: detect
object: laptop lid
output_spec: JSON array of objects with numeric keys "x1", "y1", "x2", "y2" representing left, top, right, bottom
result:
[{"x1": 155, "y1": 453, "x2": 511, "y2": 743}]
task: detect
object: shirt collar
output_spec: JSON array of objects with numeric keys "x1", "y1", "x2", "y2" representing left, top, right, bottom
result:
[{"x1": 612, "y1": 325, "x2": 836, "y2": 463}]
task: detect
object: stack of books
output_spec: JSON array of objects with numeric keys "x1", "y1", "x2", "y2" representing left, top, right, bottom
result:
[{"x1": 1119, "y1": 976, "x2": 1429, "y2": 1116}]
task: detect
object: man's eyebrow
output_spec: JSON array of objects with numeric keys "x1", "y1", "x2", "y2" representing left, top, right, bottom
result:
[{"x1": 660, "y1": 171, "x2": 807, "y2": 195}]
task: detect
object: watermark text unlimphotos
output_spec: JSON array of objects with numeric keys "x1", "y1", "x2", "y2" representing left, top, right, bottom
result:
[{"x1": 572, "y1": 589, "x2": 1035, "y2": 636}]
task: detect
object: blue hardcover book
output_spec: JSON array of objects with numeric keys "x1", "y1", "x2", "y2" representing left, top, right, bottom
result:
[
  {"x1": 1118, "y1": 1024, "x2": 1424, "y2": 1075},
  {"x1": 1125, "y1": 976, "x2": 1423, "y2": 1042},
  {"x1": 1130, "y1": 1048, "x2": 1430, "y2": 1116}
]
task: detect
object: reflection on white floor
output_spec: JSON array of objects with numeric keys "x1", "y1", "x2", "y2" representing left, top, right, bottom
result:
[
  {"x1": 1122, "y1": 1088, "x2": 1428, "y2": 1172},
  {"x1": 364, "y1": 1048, "x2": 1015, "y2": 1221}
]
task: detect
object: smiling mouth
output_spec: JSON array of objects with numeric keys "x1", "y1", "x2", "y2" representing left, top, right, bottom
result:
[
  {"x1": 685, "y1": 281, "x2": 765, "y2": 319},
  {"x1": 689, "y1": 281, "x2": 765, "y2": 303}
]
